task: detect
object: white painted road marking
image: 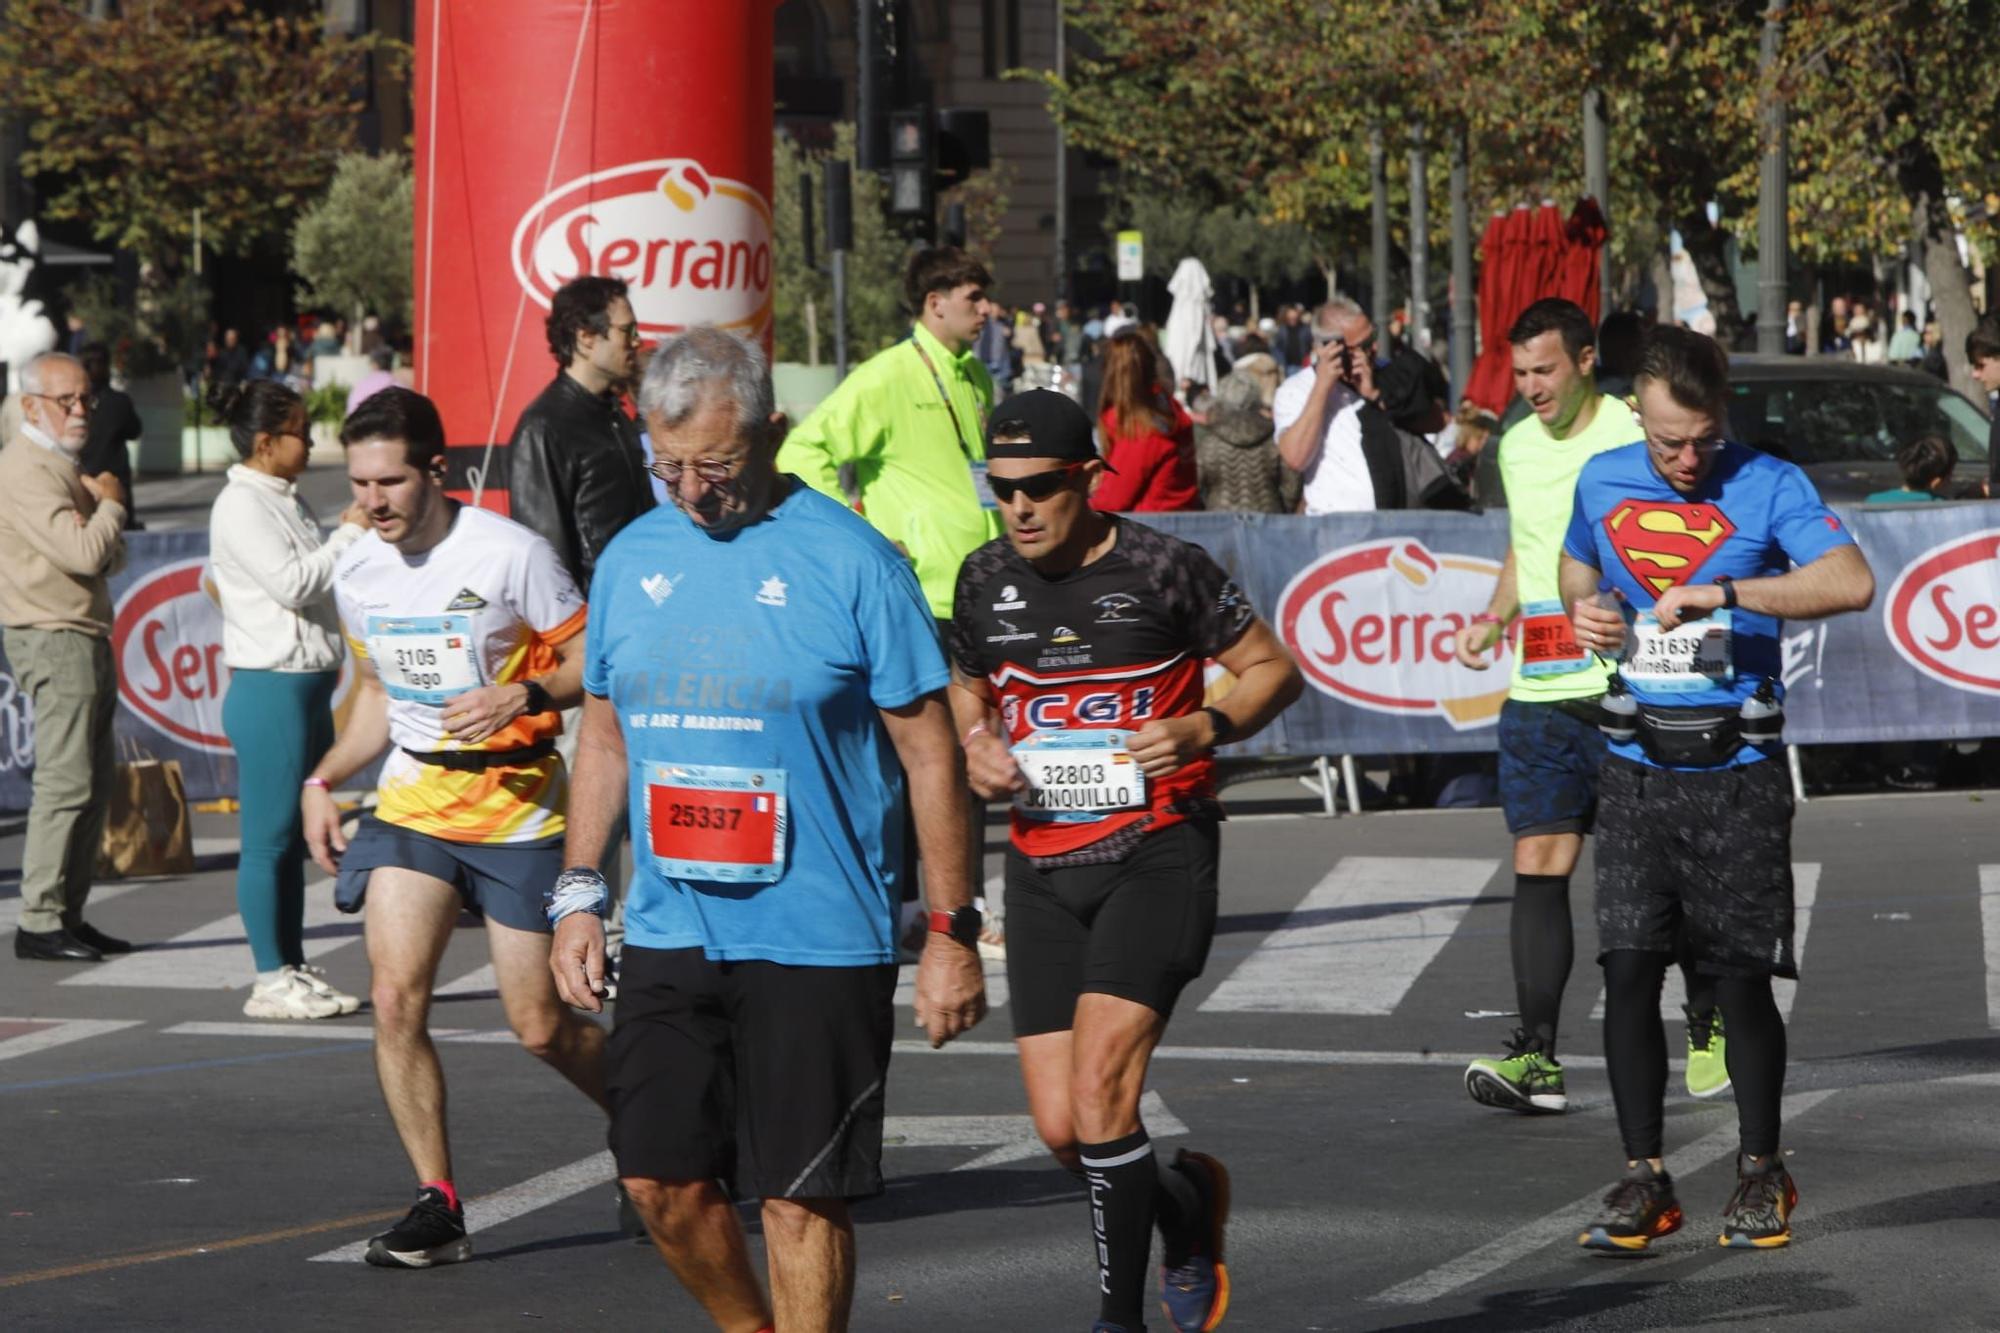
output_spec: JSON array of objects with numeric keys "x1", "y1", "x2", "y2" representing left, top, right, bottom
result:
[
  {"x1": 1590, "y1": 863, "x2": 1821, "y2": 1021},
  {"x1": 63, "y1": 887, "x2": 357, "y2": 992},
  {"x1": 0, "y1": 1017, "x2": 144, "y2": 1062},
  {"x1": 0, "y1": 879, "x2": 146, "y2": 932},
  {"x1": 312, "y1": 1150, "x2": 618, "y2": 1263},
  {"x1": 1979, "y1": 865, "x2": 2000, "y2": 1029},
  {"x1": 1201, "y1": 856, "x2": 1499, "y2": 1015},
  {"x1": 1367, "y1": 1087, "x2": 1838, "y2": 1305}
]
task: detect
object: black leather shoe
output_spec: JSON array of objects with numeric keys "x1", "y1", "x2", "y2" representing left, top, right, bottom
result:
[
  {"x1": 14, "y1": 928, "x2": 103, "y2": 962},
  {"x1": 70, "y1": 922, "x2": 133, "y2": 955}
]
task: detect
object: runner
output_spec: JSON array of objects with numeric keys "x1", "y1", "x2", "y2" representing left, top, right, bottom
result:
[
  {"x1": 1562, "y1": 327, "x2": 1873, "y2": 1251},
  {"x1": 1455, "y1": 299, "x2": 1728, "y2": 1112},
  {"x1": 548, "y1": 328, "x2": 985, "y2": 1333},
  {"x1": 300, "y1": 387, "x2": 608, "y2": 1269},
  {"x1": 948, "y1": 389, "x2": 1302, "y2": 1333}
]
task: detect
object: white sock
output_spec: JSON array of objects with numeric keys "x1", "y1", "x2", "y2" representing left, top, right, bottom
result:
[{"x1": 256, "y1": 968, "x2": 289, "y2": 987}]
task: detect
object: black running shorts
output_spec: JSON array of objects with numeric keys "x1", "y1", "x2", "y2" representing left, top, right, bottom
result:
[
  {"x1": 607, "y1": 947, "x2": 897, "y2": 1201},
  {"x1": 1005, "y1": 819, "x2": 1221, "y2": 1038},
  {"x1": 332, "y1": 815, "x2": 562, "y2": 934},
  {"x1": 1594, "y1": 756, "x2": 1797, "y2": 979}
]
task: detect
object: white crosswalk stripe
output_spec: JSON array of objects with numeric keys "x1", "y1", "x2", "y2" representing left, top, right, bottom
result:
[
  {"x1": 1200, "y1": 856, "x2": 1501, "y2": 1015},
  {"x1": 1588, "y1": 863, "x2": 1821, "y2": 1021},
  {"x1": 1980, "y1": 865, "x2": 2000, "y2": 1029},
  {"x1": 60, "y1": 887, "x2": 358, "y2": 992}
]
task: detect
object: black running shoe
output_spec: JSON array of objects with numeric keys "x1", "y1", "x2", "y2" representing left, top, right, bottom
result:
[
  {"x1": 1577, "y1": 1161, "x2": 1683, "y2": 1253},
  {"x1": 1159, "y1": 1148, "x2": 1231, "y2": 1331},
  {"x1": 364, "y1": 1186, "x2": 471, "y2": 1268},
  {"x1": 1719, "y1": 1153, "x2": 1798, "y2": 1249}
]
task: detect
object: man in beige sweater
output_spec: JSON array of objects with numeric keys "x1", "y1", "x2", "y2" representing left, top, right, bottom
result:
[{"x1": 1, "y1": 352, "x2": 132, "y2": 962}]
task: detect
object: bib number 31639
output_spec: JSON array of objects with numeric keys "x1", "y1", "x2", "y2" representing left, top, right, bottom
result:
[
  {"x1": 1621, "y1": 609, "x2": 1734, "y2": 694},
  {"x1": 645, "y1": 763, "x2": 787, "y2": 884}
]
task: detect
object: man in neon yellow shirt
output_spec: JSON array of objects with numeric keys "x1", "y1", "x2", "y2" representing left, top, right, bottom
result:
[
  {"x1": 778, "y1": 246, "x2": 1004, "y2": 623},
  {"x1": 1453, "y1": 300, "x2": 1725, "y2": 1113}
]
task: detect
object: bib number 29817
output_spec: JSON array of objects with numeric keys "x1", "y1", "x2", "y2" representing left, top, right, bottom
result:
[{"x1": 645, "y1": 763, "x2": 787, "y2": 884}]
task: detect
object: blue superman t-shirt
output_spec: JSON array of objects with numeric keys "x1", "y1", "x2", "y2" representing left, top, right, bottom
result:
[
  {"x1": 1562, "y1": 442, "x2": 1855, "y2": 767},
  {"x1": 584, "y1": 480, "x2": 948, "y2": 965}
]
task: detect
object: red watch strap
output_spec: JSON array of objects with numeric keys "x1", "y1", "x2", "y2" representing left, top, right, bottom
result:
[{"x1": 927, "y1": 910, "x2": 953, "y2": 935}]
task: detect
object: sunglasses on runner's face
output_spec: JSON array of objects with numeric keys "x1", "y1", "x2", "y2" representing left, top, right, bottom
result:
[{"x1": 989, "y1": 462, "x2": 1088, "y2": 503}]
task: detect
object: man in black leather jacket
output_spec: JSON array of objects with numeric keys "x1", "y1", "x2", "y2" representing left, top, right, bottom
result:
[{"x1": 506, "y1": 275, "x2": 653, "y2": 589}]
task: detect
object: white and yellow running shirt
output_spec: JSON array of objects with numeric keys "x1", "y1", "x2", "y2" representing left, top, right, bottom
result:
[{"x1": 332, "y1": 505, "x2": 587, "y2": 845}]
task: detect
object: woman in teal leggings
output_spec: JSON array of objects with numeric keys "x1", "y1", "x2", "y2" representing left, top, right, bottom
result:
[{"x1": 208, "y1": 380, "x2": 370, "y2": 1019}]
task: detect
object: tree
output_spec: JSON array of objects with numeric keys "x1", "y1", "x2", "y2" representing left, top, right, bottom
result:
[{"x1": 292, "y1": 152, "x2": 414, "y2": 333}]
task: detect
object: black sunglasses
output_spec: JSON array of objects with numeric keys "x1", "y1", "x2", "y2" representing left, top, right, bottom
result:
[{"x1": 988, "y1": 462, "x2": 1088, "y2": 503}]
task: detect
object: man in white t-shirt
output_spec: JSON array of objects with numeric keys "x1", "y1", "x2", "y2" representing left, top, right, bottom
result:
[{"x1": 1272, "y1": 297, "x2": 1388, "y2": 513}]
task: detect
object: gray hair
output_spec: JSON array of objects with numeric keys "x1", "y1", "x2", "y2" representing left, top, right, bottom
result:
[
  {"x1": 1212, "y1": 367, "x2": 1268, "y2": 413},
  {"x1": 638, "y1": 327, "x2": 774, "y2": 445},
  {"x1": 1312, "y1": 297, "x2": 1366, "y2": 336},
  {"x1": 19, "y1": 351, "x2": 82, "y2": 394}
]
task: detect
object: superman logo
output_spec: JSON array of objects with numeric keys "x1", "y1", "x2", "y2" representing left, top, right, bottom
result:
[{"x1": 1603, "y1": 500, "x2": 1737, "y2": 595}]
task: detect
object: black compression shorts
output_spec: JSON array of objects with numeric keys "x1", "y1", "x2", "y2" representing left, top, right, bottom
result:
[
  {"x1": 1594, "y1": 756, "x2": 1798, "y2": 979},
  {"x1": 607, "y1": 947, "x2": 897, "y2": 1200},
  {"x1": 1004, "y1": 819, "x2": 1221, "y2": 1037}
]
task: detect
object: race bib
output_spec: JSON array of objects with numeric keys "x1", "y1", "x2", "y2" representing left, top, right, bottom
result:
[
  {"x1": 1621, "y1": 609, "x2": 1735, "y2": 694},
  {"x1": 968, "y1": 462, "x2": 1000, "y2": 511},
  {"x1": 367, "y1": 614, "x2": 484, "y2": 704},
  {"x1": 1517, "y1": 599, "x2": 1591, "y2": 677},
  {"x1": 1012, "y1": 729, "x2": 1146, "y2": 824},
  {"x1": 644, "y1": 762, "x2": 787, "y2": 884}
]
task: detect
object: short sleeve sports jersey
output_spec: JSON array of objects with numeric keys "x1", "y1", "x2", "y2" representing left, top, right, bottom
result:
[
  {"x1": 949, "y1": 517, "x2": 1256, "y2": 862},
  {"x1": 1497, "y1": 393, "x2": 1637, "y2": 703},
  {"x1": 333, "y1": 505, "x2": 587, "y2": 844},
  {"x1": 585, "y1": 481, "x2": 948, "y2": 967},
  {"x1": 1562, "y1": 441, "x2": 1855, "y2": 767}
]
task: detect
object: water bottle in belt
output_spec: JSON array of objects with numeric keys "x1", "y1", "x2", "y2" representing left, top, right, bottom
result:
[
  {"x1": 1738, "y1": 678, "x2": 1784, "y2": 746},
  {"x1": 1598, "y1": 676, "x2": 1638, "y2": 743}
]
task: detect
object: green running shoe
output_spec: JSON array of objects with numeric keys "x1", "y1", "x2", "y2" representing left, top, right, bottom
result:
[
  {"x1": 1464, "y1": 1031, "x2": 1567, "y2": 1113},
  {"x1": 1684, "y1": 1006, "x2": 1731, "y2": 1100}
]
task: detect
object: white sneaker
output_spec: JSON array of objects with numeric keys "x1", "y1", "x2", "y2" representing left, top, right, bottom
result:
[
  {"x1": 243, "y1": 970, "x2": 344, "y2": 1020},
  {"x1": 977, "y1": 916, "x2": 1006, "y2": 961},
  {"x1": 290, "y1": 964, "x2": 362, "y2": 1015}
]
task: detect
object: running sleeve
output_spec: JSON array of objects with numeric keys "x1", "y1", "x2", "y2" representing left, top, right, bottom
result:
[
  {"x1": 858, "y1": 553, "x2": 949, "y2": 709},
  {"x1": 1768, "y1": 463, "x2": 1855, "y2": 568},
  {"x1": 510, "y1": 533, "x2": 588, "y2": 643},
  {"x1": 1170, "y1": 540, "x2": 1256, "y2": 658}
]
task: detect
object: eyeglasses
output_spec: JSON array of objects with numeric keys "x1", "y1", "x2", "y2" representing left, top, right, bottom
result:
[
  {"x1": 648, "y1": 457, "x2": 741, "y2": 486},
  {"x1": 1645, "y1": 432, "x2": 1727, "y2": 458},
  {"x1": 606, "y1": 322, "x2": 642, "y2": 344},
  {"x1": 988, "y1": 462, "x2": 1089, "y2": 503},
  {"x1": 27, "y1": 391, "x2": 96, "y2": 416}
]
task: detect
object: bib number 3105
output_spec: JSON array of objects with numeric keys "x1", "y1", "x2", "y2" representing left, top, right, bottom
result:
[
  {"x1": 645, "y1": 763, "x2": 788, "y2": 884},
  {"x1": 366, "y1": 614, "x2": 484, "y2": 704}
]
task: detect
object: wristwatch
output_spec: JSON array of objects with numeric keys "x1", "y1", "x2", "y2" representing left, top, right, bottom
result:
[
  {"x1": 1202, "y1": 705, "x2": 1236, "y2": 747},
  {"x1": 1714, "y1": 576, "x2": 1738, "y2": 610},
  {"x1": 520, "y1": 678, "x2": 554, "y2": 715},
  {"x1": 927, "y1": 905, "x2": 984, "y2": 947}
]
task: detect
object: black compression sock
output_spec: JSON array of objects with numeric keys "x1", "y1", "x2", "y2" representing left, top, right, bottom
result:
[
  {"x1": 1080, "y1": 1129, "x2": 1159, "y2": 1328},
  {"x1": 1715, "y1": 975, "x2": 1787, "y2": 1157},
  {"x1": 1603, "y1": 949, "x2": 1671, "y2": 1160},
  {"x1": 1512, "y1": 873, "x2": 1574, "y2": 1056},
  {"x1": 1154, "y1": 1151, "x2": 1200, "y2": 1262}
]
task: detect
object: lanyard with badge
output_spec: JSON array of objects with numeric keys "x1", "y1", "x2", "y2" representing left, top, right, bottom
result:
[{"x1": 910, "y1": 337, "x2": 999, "y2": 511}]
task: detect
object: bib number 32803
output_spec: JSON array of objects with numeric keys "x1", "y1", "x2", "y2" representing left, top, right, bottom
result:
[
  {"x1": 645, "y1": 763, "x2": 788, "y2": 884},
  {"x1": 1011, "y1": 729, "x2": 1146, "y2": 824}
]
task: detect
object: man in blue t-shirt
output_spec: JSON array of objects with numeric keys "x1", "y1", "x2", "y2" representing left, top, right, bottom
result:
[
  {"x1": 1560, "y1": 327, "x2": 1874, "y2": 1256},
  {"x1": 545, "y1": 329, "x2": 987, "y2": 1331}
]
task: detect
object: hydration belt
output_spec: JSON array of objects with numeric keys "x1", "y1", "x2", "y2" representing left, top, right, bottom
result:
[{"x1": 401, "y1": 739, "x2": 556, "y2": 772}]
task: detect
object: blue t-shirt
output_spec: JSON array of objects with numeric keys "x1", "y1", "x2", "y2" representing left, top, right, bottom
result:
[
  {"x1": 1562, "y1": 441, "x2": 1855, "y2": 767},
  {"x1": 584, "y1": 480, "x2": 948, "y2": 965}
]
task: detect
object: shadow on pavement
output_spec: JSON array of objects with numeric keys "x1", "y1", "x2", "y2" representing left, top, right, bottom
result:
[
  {"x1": 1373, "y1": 1267, "x2": 1857, "y2": 1331},
  {"x1": 1214, "y1": 895, "x2": 1499, "y2": 937},
  {"x1": 854, "y1": 1165, "x2": 1079, "y2": 1226}
]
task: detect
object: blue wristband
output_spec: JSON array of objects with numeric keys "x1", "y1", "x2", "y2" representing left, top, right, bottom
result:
[{"x1": 544, "y1": 867, "x2": 608, "y2": 927}]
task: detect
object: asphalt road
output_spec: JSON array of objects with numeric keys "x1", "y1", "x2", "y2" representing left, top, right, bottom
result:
[{"x1": 5, "y1": 791, "x2": 2000, "y2": 1331}]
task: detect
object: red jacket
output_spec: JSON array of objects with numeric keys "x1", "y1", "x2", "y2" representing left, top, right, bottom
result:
[{"x1": 1093, "y1": 398, "x2": 1203, "y2": 512}]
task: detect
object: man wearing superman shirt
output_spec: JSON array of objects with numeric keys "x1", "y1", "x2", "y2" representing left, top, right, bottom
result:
[{"x1": 1560, "y1": 327, "x2": 1873, "y2": 1254}]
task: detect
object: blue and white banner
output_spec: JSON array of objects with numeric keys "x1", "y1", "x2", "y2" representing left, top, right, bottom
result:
[{"x1": 4, "y1": 506, "x2": 2000, "y2": 809}]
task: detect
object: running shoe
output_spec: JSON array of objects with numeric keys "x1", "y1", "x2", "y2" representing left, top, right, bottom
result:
[
  {"x1": 242, "y1": 970, "x2": 344, "y2": 1021},
  {"x1": 616, "y1": 1182, "x2": 647, "y2": 1238},
  {"x1": 291, "y1": 964, "x2": 362, "y2": 1016},
  {"x1": 365, "y1": 1186, "x2": 471, "y2": 1268},
  {"x1": 1578, "y1": 1161, "x2": 1684, "y2": 1253},
  {"x1": 1719, "y1": 1154, "x2": 1798, "y2": 1249},
  {"x1": 1160, "y1": 1148, "x2": 1231, "y2": 1332},
  {"x1": 1464, "y1": 1031, "x2": 1567, "y2": 1113},
  {"x1": 1684, "y1": 1005, "x2": 1731, "y2": 1100}
]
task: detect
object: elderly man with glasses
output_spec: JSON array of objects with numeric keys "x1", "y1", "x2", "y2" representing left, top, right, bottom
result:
[
  {"x1": 1272, "y1": 296, "x2": 1394, "y2": 514},
  {"x1": 0, "y1": 351, "x2": 133, "y2": 962}
]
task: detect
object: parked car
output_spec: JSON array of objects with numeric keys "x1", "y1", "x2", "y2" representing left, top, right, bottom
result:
[{"x1": 1725, "y1": 355, "x2": 1990, "y2": 502}]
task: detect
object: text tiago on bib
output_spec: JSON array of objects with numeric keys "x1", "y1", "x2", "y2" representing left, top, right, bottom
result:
[
  {"x1": 1518, "y1": 598, "x2": 1590, "y2": 677},
  {"x1": 644, "y1": 762, "x2": 788, "y2": 884},
  {"x1": 367, "y1": 614, "x2": 484, "y2": 704},
  {"x1": 1620, "y1": 609, "x2": 1734, "y2": 693},
  {"x1": 1012, "y1": 729, "x2": 1146, "y2": 823}
]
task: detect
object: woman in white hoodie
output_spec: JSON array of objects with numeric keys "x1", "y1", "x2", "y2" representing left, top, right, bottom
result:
[{"x1": 208, "y1": 381, "x2": 369, "y2": 1019}]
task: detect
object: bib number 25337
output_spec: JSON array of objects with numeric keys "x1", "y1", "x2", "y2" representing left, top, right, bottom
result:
[{"x1": 645, "y1": 763, "x2": 787, "y2": 884}]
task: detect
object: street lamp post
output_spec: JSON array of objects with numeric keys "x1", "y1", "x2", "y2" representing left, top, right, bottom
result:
[{"x1": 1756, "y1": 5, "x2": 1789, "y2": 355}]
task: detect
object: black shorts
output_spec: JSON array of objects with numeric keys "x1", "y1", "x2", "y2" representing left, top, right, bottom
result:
[
  {"x1": 333, "y1": 815, "x2": 560, "y2": 934},
  {"x1": 607, "y1": 946, "x2": 897, "y2": 1201},
  {"x1": 1005, "y1": 819, "x2": 1221, "y2": 1038},
  {"x1": 1594, "y1": 756, "x2": 1797, "y2": 979},
  {"x1": 1497, "y1": 698, "x2": 1607, "y2": 837}
]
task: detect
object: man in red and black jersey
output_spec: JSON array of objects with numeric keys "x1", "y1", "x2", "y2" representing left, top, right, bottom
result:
[{"x1": 948, "y1": 390, "x2": 1302, "y2": 1333}]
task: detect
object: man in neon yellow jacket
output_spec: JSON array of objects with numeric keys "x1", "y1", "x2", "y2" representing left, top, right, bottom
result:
[{"x1": 778, "y1": 247, "x2": 1004, "y2": 622}]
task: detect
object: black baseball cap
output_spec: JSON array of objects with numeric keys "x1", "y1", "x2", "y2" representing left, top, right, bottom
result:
[{"x1": 985, "y1": 389, "x2": 1115, "y2": 471}]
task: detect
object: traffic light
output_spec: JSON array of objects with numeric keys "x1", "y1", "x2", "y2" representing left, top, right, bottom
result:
[{"x1": 888, "y1": 107, "x2": 934, "y2": 222}]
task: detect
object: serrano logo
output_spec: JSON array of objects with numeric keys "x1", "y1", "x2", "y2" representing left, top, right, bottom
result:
[
  {"x1": 1604, "y1": 500, "x2": 1736, "y2": 595},
  {"x1": 512, "y1": 158, "x2": 774, "y2": 341},
  {"x1": 1884, "y1": 528, "x2": 2000, "y2": 696},
  {"x1": 1277, "y1": 539, "x2": 1511, "y2": 730}
]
